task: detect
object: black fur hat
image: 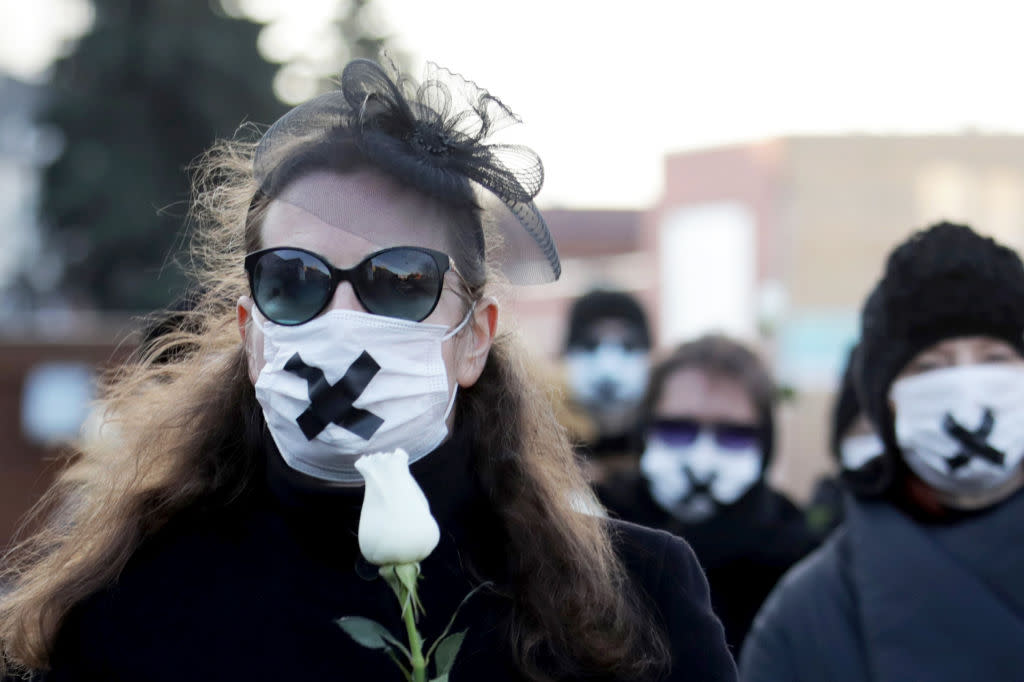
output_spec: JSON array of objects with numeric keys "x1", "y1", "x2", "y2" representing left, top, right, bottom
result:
[
  {"x1": 831, "y1": 343, "x2": 890, "y2": 491},
  {"x1": 565, "y1": 289, "x2": 652, "y2": 351},
  {"x1": 830, "y1": 344, "x2": 861, "y2": 461},
  {"x1": 854, "y1": 222, "x2": 1024, "y2": 495}
]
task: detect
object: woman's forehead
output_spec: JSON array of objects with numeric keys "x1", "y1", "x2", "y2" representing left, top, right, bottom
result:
[
  {"x1": 260, "y1": 170, "x2": 455, "y2": 259},
  {"x1": 656, "y1": 367, "x2": 759, "y2": 424}
]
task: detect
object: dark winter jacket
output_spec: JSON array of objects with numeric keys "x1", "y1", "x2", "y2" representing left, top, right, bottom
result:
[
  {"x1": 598, "y1": 474, "x2": 819, "y2": 652},
  {"x1": 740, "y1": 491, "x2": 1024, "y2": 682},
  {"x1": 34, "y1": 427, "x2": 737, "y2": 682},
  {"x1": 805, "y1": 475, "x2": 845, "y2": 538}
]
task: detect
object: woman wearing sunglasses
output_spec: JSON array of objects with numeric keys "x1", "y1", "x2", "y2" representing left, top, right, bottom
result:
[
  {"x1": 0, "y1": 60, "x2": 735, "y2": 681},
  {"x1": 599, "y1": 334, "x2": 819, "y2": 651}
]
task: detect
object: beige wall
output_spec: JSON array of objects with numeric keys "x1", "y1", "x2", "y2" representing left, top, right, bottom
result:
[{"x1": 779, "y1": 135, "x2": 1024, "y2": 309}]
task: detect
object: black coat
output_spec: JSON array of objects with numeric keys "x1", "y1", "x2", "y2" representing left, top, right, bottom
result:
[
  {"x1": 36, "y1": 429, "x2": 736, "y2": 682},
  {"x1": 740, "y1": 492, "x2": 1024, "y2": 682},
  {"x1": 598, "y1": 474, "x2": 819, "y2": 652}
]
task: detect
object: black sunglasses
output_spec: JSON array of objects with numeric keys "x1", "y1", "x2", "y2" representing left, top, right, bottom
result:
[
  {"x1": 650, "y1": 418, "x2": 760, "y2": 451},
  {"x1": 244, "y1": 246, "x2": 452, "y2": 326}
]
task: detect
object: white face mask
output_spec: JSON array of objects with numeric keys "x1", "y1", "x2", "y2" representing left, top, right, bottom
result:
[
  {"x1": 254, "y1": 308, "x2": 471, "y2": 483},
  {"x1": 840, "y1": 433, "x2": 885, "y2": 471},
  {"x1": 565, "y1": 342, "x2": 649, "y2": 407},
  {"x1": 640, "y1": 432, "x2": 762, "y2": 523},
  {"x1": 890, "y1": 364, "x2": 1024, "y2": 508}
]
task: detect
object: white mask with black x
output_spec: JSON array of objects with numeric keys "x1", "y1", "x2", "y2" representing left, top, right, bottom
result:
[{"x1": 891, "y1": 364, "x2": 1024, "y2": 509}]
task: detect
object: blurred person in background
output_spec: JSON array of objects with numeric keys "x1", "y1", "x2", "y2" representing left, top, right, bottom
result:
[
  {"x1": 562, "y1": 289, "x2": 652, "y2": 484},
  {"x1": 0, "y1": 59, "x2": 736, "y2": 682},
  {"x1": 599, "y1": 334, "x2": 819, "y2": 651},
  {"x1": 741, "y1": 222, "x2": 1024, "y2": 681},
  {"x1": 805, "y1": 344, "x2": 886, "y2": 537}
]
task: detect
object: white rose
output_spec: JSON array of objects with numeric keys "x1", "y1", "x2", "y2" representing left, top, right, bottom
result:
[{"x1": 354, "y1": 449, "x2": 441, "y2": 566}]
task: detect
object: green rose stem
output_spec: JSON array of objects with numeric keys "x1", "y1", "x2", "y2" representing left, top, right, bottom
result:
[
  {"x1": 401, "y1": 585, "x2": 427, "y2": 682},
  {"x1": 339, "y1": 559, "x2": 484, "y2": 681},
  {"x1": 383, "y1": 562, "x2": 428, "y2": 682}
]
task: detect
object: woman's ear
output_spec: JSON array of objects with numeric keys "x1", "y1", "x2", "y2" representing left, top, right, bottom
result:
[
  {"x1": 238, "y1": 295, "x2": 263, "y2": 384},
  {"x1": 455, "y1": 297, "x2": 498, "y2": 388}
]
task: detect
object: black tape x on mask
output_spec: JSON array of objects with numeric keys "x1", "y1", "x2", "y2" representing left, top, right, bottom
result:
[{"x1": 254, "y1": 307, "x2": 473, "y2": 483}]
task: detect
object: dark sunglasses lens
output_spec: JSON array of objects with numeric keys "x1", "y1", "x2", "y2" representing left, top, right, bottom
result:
[
  {"x1": 714, "y1": 424, "x2": 759, "y2": 450},
  {"x1": 651, "y1": 419, "x2": 701, "y2": 447},
  {"x1": 252, "y1": 249, "x2": 333, "y2": 325},
  {"x1": 358, "y1": 249, "x2": 443, "y2": 321}
]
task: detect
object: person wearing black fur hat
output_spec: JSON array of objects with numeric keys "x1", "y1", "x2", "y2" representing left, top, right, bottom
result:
[
  {"x1": 599, "y1": 334, "x2": 819, "y2": 651},
  {"x1": 741, "y1": 222, "x2": 1024, "y2": 681},
  {"x1": 805, "y1": 344, "x2": 886, "y2": 536},
  {"x1": 562, "y1": 288, "x2": 652, "y2": 483}
]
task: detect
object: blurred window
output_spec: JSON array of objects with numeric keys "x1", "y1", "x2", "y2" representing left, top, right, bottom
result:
[
  {"x1": 659, "y1": 201, "x2": 756, "y2": 344},
  {"x1": 20, "y1": 362, "x2": 95, "y2": 445}
]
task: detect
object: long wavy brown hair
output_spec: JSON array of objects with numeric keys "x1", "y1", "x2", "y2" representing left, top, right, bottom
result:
[{"x1": 0, "y1": 136, "x2": 668, "y2": 679}]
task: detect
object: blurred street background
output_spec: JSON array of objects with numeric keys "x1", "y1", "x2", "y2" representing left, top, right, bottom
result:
[{"x1": 4, "y1": 0, "x2": 1024, "y2": 547}]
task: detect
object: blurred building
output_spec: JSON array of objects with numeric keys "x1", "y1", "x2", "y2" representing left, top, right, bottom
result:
[
  {"x1": 517, "y1": 133, "x2": 1024, "y2": 500},
  {"x1": 0, "y1": 315, "x2": 133, "y2": 550}
]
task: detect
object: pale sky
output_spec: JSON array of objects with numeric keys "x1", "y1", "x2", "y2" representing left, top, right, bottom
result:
[{"x1": 7, "y1": 0, "x2": 1024, "y2": 207}]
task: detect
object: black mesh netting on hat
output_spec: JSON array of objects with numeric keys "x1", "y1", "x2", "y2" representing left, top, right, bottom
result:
[{"x1": 253, "y1": 58, "x2": 560, "y2": 285}]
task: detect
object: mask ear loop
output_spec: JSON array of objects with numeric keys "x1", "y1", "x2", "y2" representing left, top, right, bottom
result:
[
  {"x1": 441, "y1": 301, "x2": 477, "y2": 341},
  {"x1": 437, "y1": 300, "x2": 479, "y2": 424}
]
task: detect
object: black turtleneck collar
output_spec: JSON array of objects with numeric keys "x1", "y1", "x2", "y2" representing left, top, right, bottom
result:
[{"x1": 262, "y1": 422, "x2": 488, "y2": 563}]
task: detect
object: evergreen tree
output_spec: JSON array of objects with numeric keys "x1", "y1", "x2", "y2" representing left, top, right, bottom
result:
[{"x1": 39, "y1": 0, "x2": 284, "y2": 311}]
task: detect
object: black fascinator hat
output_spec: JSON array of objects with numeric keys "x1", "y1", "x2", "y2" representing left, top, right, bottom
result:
[{"x1": 253, "y1": 58, "x2": 560, "y2": 286}]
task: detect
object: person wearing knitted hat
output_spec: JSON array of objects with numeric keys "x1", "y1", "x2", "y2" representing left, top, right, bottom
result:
[
  {"x1": 562, "y1": 288, "x2": 652, "y2": 483},
  {"x1": 740, "y1": 222, "x2": 1024, "y2": 681},
  {"x1": 599, "y1": 333, "x2": 819, "y2": 651}
]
